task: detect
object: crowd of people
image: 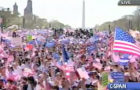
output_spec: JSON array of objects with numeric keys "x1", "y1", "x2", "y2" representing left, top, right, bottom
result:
[{"x1": 0, "y1": 28, "x2": 139, "y2": 90}]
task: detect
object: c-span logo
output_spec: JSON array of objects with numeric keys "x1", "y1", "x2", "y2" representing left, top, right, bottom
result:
[{"x1": 108, "y1": 83, "x2": 127, "y2": 90}]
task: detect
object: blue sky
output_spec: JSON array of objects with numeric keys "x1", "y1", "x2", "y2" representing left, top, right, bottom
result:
[{"x1": 0, "y1": 0, "x2": 137, "y2": 28}]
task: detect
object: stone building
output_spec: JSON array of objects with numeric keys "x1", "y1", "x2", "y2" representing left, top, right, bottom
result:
[
  {"x1": 13, "y1": 3, "x2": 18, "y2": 15},
  {"x1": 24, "y1": 0, "x2": 33, "y2": 28}
]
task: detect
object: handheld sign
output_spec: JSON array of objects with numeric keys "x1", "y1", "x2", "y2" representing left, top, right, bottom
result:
[
  {"x1": 11, "y1": 37, "x2": 22, "y2": 47},
  {"x1": 101, "y1": 72, "x2": 109, "y2": 86},
  {"x1": 111, "y1": 72, "x2": 124, "y2": 82},
  {"x1": 119, "y1": 54, "x2": 130, "y2": 66},
  {"x1": 77, "y1": 67, "x2": 89, "y2": 79},
  {"x1": 27, "y1": 35, "x2": 33, "y2": 42}
]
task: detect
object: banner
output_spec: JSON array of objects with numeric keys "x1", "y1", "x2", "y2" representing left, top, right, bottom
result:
[{"x1": 13, "y1": 46, "x2": 22, "y2": 51}]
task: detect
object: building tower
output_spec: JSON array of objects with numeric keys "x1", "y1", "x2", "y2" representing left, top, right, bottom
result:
[
  {"x1": 13, "y1": 3, "x2": 18, "y2": 15},
  {"x1": 24, "y1": 0, "x2": 33, "y2": 16},
  {"x1": 24, "y1": 0, "x2": 33, "y2": 28}
]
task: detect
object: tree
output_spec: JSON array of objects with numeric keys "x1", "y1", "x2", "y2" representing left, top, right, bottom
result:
[
  {"x1": 95, "y1": 7, "x2": 140, "y2": 31},
  {"x1": 0, "y1": 7, "x2": 70, "y2": 29},
  {"x1": 49, "y1": 20, "x2": 65, "y2": 29},
  {"x1": 133, "y1": 7, "x2": 140, "y2": 30},
  {"x1": 33, "y1": 15, "x2": 49, "y2": 29},
  {"x1": 0, "y1": 8, "x2": 22, "y2": 28}
]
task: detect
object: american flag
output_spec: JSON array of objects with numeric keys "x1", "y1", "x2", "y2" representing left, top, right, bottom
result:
[
  {"x1": 55, "y1": 61, "x2": 72, "y2": 79},
  {"x1": 113, "y1": 27, "x2": 140, "y2": 56},
  {"x1": 55, "y1": 45, "x2": 74, "y2": 79},
  {"x1": 55, "y1": 61, "x2": 74, "y2": 72}
]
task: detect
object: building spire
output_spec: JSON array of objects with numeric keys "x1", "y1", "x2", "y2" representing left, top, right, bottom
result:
[{"x1": 13, "y1": 2, "x2": 18, "y2": 15}]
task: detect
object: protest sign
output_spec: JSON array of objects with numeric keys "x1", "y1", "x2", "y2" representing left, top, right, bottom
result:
[
  {"x1": 25, "y1": 44, "x2": 33, "y2": 51},
  {"x1": 101, "y1": 72, "x2": 109, "y2": 86},
  {"x1": 93, "y1": 63, "x2": 102, "y2": 70},
  {"x1": 45, "y1": 41, "x2": 55, "y2": 48},
  {"x1": 119, "y1": 58, "x2": 129, "y2": 66},
  {"x1": 119, "y1": 54, "x2": 130, "y2": 66},
  {"x1": 77, "y1": 67, "x2": 89, "y2": 79},
  {"x1": 11, "y1": 37, "x2": 22, "y2": 47},
  {"x1": 111, "y1": 72, "x2": 124, "y2": 82},
  {"x1": 27, "y1": 35, "x2": 33, "y2": 42}
]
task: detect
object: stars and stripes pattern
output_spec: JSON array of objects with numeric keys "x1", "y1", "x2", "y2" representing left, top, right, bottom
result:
[
  {"x1": 113, "y1": 27, "x2": 140, "y2": 56},
  {"x1": 55, "y1": 61, "x2": 74, "y2": 72},
  {"x1": 54, "y1": 45, "x2": 75, "y2": 79}
]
